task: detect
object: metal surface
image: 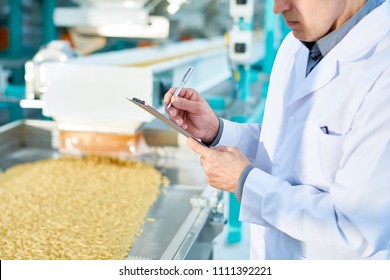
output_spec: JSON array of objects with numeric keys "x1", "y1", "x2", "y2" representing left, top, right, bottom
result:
[
  {"x1": 128, "y1": 185, "x2": 203, "y2": 260},
  {"x1": 0, "y1": 120, "x2": 223, "y2": 259}
]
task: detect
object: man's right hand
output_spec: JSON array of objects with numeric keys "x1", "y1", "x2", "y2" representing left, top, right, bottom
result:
[{"x1": 164, "y1": 87, "x2": 219, "y2": 144}]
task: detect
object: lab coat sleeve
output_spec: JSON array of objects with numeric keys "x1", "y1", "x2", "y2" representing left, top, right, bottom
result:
[
  {"x1": 216, "y1": 119, "x2": 261, "y2": 163},
  {"x1": 239, "y1": 69, "x2": 390, "y2": 257}
]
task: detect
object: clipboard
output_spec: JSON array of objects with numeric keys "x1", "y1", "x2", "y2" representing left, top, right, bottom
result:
[{"x1": 127, "y1": 97, "x2": 192, "y2": 138}]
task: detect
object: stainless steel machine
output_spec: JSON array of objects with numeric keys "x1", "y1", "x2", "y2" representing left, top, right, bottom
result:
[{"x1": 0, "y1": 119, "x2": 225, "y2": 260}]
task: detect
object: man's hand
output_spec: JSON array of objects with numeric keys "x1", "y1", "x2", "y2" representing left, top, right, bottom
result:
[
  {"x1": 164, "y1": 87, "x2": 219, "y2": 143},
  {"x1": 187, "y1": 137, "x2": 250, "y2": 192}
]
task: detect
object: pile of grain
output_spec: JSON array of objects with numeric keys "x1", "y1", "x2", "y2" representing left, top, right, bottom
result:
[{"x1": 0, "y1": 155, "x2": 168, "y2": 260}]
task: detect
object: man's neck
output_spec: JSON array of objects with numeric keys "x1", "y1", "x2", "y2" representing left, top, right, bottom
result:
[{"x1": 331, "y1": 0, "x2": 368, "y2": 31}]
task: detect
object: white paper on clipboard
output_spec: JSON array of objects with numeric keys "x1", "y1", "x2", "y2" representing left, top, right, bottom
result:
[{"x1": 127, "y1": 97, "x2": 193, "y2": 138}]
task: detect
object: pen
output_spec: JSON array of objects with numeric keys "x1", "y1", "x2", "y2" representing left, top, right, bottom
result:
[
  {"x1": 166, "y1": 65, "x2": 195, "y2": 109},
  {"x1": 320, "y1": 126, "x2": 329, "y2": 134}
]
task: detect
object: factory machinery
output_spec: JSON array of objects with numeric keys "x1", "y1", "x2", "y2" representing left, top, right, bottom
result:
[
  {"x1": 0, "y1": 0, "x2": 288, "y2": 259},
  {"x1": 0, "y1": 118, "x2": 226, "y2": 260},
  {"x1": 0, "y1": 36, "x2": 231, "y2": 259}
]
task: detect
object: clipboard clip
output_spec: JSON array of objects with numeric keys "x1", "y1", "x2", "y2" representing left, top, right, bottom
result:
[{"x1": 131, "y1": 97, "x2": 146, "y2": 105}]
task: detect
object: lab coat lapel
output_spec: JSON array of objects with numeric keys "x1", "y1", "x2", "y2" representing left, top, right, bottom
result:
[{"x1": 287, "y1": 55, "x2": 338, "y2": 106}]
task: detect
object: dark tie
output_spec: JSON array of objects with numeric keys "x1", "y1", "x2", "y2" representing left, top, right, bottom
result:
[{"x1": 306, "y1": 47, "x2": 323, "y2": 76}]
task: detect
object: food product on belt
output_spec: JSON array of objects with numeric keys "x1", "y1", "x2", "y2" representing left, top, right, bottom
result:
[{"x1": 0, "y1": 155, "x2": 168, "y2": 260}]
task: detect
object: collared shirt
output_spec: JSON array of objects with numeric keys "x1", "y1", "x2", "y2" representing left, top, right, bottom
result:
[{"x1": 304, "y1": 0, "x2": 385, "y2": 76}]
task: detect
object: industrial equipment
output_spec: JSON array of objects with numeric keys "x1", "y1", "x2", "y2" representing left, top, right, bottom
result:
[
  {"x1": 1, "y1": 1, "x2": 235, "y2": 260},
  {"x1": 54, "y1": 0, "x2": 171, "y2": 39},
  {"x1": 0, "y1": 0, "x2": 289, "y2": 260},
  {"x1": 0, "y1": 120, "x2": 225, "y2": 260},
  {"x1": 22, "y1": 37, "x2": 231, "y2": 145}
]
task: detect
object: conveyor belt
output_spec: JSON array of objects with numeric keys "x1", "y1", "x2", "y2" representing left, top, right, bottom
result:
[{"x1": 0, "y1": 120, "x2": 223, "y2": 260}]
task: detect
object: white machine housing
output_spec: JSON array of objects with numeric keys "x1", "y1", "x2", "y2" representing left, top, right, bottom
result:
[
  {"x1": 54, "y1": 0, "x2": 170, "y2": 39},
  {"x1": 228, "y1": 0, "x2": 255, "y2": 66},
  {"x1": 229, "y1": 0, "x2": 255, "y2": 19},
  {"x1": 24, "y1": 38, "x2": 231, "y2": 134}
]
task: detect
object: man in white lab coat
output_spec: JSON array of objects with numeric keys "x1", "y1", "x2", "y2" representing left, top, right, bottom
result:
[{"x1": 164, "y1": 0, "x2": 390, "y2": 259}]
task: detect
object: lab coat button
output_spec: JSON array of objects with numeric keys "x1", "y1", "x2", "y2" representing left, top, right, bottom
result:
[
  {"x1": 288, "y1": 116, "x2": 295, "y2": 125},
  {"x1": 273, "y1": 165, "x2": 279, "y2": 175}
]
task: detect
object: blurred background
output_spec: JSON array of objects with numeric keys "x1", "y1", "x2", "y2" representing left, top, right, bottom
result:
[{"x1": 0, "y1": 0, "x2": 290, "y2": 260}]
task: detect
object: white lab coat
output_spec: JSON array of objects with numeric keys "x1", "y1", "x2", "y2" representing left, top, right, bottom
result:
[{"x1": 218, "y1": 0, "x2": 390, "y2": 259}]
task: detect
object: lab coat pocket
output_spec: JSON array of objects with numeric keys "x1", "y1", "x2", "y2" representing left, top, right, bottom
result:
[{"x1": 295, "y1": 121, "x2": 346, "y2": 189}]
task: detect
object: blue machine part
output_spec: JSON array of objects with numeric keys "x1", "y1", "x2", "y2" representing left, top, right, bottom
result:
[
  {"x1": 41, "y1": 0, "x2": 58, "y2": 45},
  {"x1": 223, "y1": 0, "x2": 290, "y2": 245},
  {"x1": 0, "y1": 0, "x2": 57, "y2": 125},
  {"x1": 8, "y1": 0, "x2": 23, "y2": 59}
]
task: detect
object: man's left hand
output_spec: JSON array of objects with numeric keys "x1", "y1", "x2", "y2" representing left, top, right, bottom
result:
[{"x1": 187, "y1": 137, "x2": 250, "y2": 192}]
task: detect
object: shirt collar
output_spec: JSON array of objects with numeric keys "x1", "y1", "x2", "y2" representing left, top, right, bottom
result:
[{"x1": 302, "y1": 0, "x2": 385, "y2": 56}]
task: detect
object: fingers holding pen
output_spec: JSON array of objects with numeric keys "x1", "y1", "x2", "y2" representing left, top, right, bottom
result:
[
  {"x1": 164, "y1": 87, "x2": 181, "y2": 117},
  {"x1": 172, "y1": 95, "x2": 198, "y2": 111},
  {"x1": 165, "y1": 94, "x2": 196, "y2": 128},
  {"x1": 165, "y1": 88, "x2": 200, "y2": 111},
  {"x1": 163, "y1": 87, "x2": 212, "y2": 136},
  {"x1": 163, "y1": 87, "x2": 176, "y2": 107},
  {"x1": 164, "y1": 87, "x2": 182, "y2": 125}
]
